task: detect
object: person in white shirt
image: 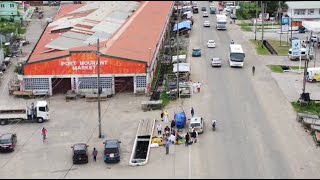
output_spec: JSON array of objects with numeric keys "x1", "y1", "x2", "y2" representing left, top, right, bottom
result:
[
  {"x1": 156, "y1": 123, "x2": 162, "y2": 135},
  {"x1": 192, "y1": 82, "x2": 197, "y2": 93},
  {"x1": 197, "y1": 82, "x2": 202, "y2": 93}
]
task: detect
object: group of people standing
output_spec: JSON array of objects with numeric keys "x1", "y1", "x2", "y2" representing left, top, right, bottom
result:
[
  {"x1": 157, "y1": 107, "x2": 199, "y2": 155},
  {"x1": 184, "y1": 129, "x2": 198, "y2": 146},
  {"x1": 190, "y1": 80, "x2": 202, "y2": 93}
]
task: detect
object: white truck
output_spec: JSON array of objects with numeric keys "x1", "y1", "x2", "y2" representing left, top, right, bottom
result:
[
  {"x1": 216, "y1": 14, "x2": 227, "y2": 30},
  {"x1": 0, "y1": 101, "x2": 50, "y2": 125},
  {"x1": 307, "y1": 67, "x2": 320, "y2": 82}
]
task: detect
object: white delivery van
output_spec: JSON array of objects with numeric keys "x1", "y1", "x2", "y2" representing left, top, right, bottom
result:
[
  {"x1": 172, "y1": 54, "x2": 187, "y2": 63},
  {"x1": 306, "y1": 67, "x2": 320, "y2": 82}
]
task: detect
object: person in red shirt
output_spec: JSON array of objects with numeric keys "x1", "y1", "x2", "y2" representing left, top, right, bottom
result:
[{"x1": 42, "y1": 127, "x2": 47, "y2": 142}]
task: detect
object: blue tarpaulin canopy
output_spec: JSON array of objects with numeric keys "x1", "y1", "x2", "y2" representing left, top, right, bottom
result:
[
  {"x1": 173, "y1": 21, "x2": 192, "y2": 32},
  {"x1": 175, "y1": 112, "x2": 186, "y2": 129}
]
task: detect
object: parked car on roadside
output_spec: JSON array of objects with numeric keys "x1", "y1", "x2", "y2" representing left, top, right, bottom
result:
[
  {"x1": 189, "y1": 116, "x2": 205, "y2": 134},
  {"x1": 192, "y1": 48, "x2": 201, "y2": 57},
  {"x1": 289, "y1": 37, "x2": 299, "y2": 42},
  {"x1": 311, "y1": 35, "x2": 319, "y2": 42},
  {"x1": 104, "y1": 139, "x2": 121, "y2": 163},
  {"x1": 298, "y1": 26, "x2": 306, "y2": 33},
  {"x1": 71, "y1": 143, "x2": 89, "y2": 164},
  {"x1": 0, "y1": 133, "x2": 17, "y2": 152}
]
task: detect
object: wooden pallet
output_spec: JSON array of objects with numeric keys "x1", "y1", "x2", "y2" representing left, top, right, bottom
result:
[{"x1": 85, "y1": 93, "x2": 108, "y2": 102}]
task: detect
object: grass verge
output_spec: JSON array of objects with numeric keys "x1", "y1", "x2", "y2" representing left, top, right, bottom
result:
[
  {"x1": 268, "y1": 65, "x2": 283, "y2": 73},
  {"x1": 267, "y1": 40, "x2": 289, "y2": 56},
  {"x1": 238, "y1": 22, "x2": 252, "y2": 32},
  {"x1": 291, "y1": 101, "x2": 320, "y2": 115},
  {"x1": 290, "y1": 66, "x2": 305, "y2": 70},
  {"x1": 160, "y1": 92, "x2": 170, "y2": 107},
  {"x1": 241, "y1": 25, "x2": 252, "y2": 32},
  {"x1": 249, "y1": 39, "x2": 269, "y2": 55},
  {"x1": 267, "y1": 65, "x2": 305, "y2": 73}
]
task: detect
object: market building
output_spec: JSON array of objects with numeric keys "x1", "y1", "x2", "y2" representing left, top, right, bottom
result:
[{"x1": 22, "y1": 1, "x2": 174, "y2": 95}]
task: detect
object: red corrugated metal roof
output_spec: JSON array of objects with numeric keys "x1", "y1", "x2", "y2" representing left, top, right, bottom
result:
[
  {"x1": 103, "y1": 1, "x2": 173, "y2": 64},
  {"x1": 28, "y1": 4, "x2": 86, "y2": 63},
  {"x1": 27, "y1": 1, "x2": 173, "y2": 64}
]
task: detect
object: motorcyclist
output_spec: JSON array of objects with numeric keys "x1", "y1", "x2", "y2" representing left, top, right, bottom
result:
[{"x1": 231, "y1": 40, "x2": 234, "y2": 44}]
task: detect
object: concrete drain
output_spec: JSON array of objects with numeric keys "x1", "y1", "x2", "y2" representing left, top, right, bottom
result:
[{"x1": 280, "y1": 65, "x2": 290, "y2": 71}]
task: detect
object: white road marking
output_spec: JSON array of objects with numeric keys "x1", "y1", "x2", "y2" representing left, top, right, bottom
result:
[{"x1": 188, "y1": 145, "x2": 192, "y2": 179}]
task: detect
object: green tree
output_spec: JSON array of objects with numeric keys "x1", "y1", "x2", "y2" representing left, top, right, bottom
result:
[
  {"x1": 14, "y1": 63, "x2": 24, "y2": 75},
  {"x1": 263, "y1": 1, "x2": 287, "y2": 16},
  {"x1": 237, "y1": 1, "x2": 288, "y2": 19},
  {"x1": 237, "y1": 2, "x2": 260, "y2": 19}
]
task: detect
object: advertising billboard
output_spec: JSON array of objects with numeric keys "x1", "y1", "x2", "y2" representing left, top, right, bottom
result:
[
  {"x1": 291, "y1": 39, "x2": 301, "y2": 57},
  {"x1": 281, "y1": 17, "x2": 290, "y2": 32}
]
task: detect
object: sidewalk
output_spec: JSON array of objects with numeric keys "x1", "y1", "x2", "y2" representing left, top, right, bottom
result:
[{"x1": 0, "y1": 6, "x2": 59, "y2": 104}]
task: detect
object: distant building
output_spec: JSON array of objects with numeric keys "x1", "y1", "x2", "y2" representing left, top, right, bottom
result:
[
  {"x1": 285, "y1": 1, "x2": 320, "y2": 28},
  {"x1": 25, "y1": 1, "x2": 44, "y2": 6},
  {"x1": 0, "y1": 1, "x2": 32, "y2": 23}
]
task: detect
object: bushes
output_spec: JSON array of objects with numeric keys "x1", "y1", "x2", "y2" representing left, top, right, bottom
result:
[
  {"x1": 0, "y1": 22, "x2": 25, "y2": 34},
  {"x1": 14, "y1": 63, "x2": 24, "y2": 75},
  {"x1": 236, "y1": 2, "x2": 260, "y2": 20}
]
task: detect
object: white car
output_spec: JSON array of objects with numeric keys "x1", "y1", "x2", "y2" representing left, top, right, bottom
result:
[
  {"x1": 203, "y1": 11, "x2": 208, "y2": 17},
  {"x1": 189, "y1": 116, "x2": 204, "y2": 134},
  {"x1": 203, "y1": 20, "x2": 210, "y2": 27},
  {"x1": 211, "y1": 58, "x2": 221, "y2": 67},
  {"x1": 207, "y1": 40, "x2": 216, "y2": 48},
  {"x1": 311, "y1": 35, "x2": 319, "y2": 42}
]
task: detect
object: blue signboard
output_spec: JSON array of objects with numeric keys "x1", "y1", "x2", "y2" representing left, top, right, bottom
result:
[
  {"x1": 291, "y1": 39, "x2": 301, "y2": 56},
  {"x1": 282, "y1": 17, "x2": 290, "y2": 25}
]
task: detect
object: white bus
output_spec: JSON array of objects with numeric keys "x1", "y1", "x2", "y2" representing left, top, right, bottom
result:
[{"x1": 229, "y1": 44, "x2": 245, "y2": 67}]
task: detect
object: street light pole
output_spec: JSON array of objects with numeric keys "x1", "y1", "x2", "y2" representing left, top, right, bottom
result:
[
  {"x1": 254, "y1": 1, "x2": 258, "y2": 41},
  {"x1": 302, "y1": 35, "x2": 312, "y2": 95},
  {"x1": 261, "y1": 2, "x2": 264, "y2": 42},
  {"x1": 97, "y1": 38, "x2": 102, "y2": 138},
  {"x1": 290, "y1": 8, "x2": 293, "y2": 46},
  {"x1": 314, "y1": 44, "x2": 317, "y2": 68},
  {"x1": 176, "y1": 4, "x2": 180, "y2": 99}
]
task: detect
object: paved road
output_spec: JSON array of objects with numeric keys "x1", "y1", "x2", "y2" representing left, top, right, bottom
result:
[
  {"x1": 185, "y1": 1, "x2": 320, "y2": 178},
  {"x1": 1, "y1": 2, "x2": 320, "y2": 179}
]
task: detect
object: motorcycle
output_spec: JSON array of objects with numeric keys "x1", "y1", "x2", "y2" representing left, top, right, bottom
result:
[{"x1": 212, "y1": 120, "x2": 216, "y2": 131}]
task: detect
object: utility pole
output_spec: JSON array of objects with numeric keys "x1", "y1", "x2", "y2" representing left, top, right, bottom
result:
[
  {"x1": 290, "y1": 8, "x2": 293, "y2": 45},
  {"x1": 176, "y1": 4, "x2": 180, "y2": 99},
  {"x1": 302, "y1": 55, "x2": 309, "y2": 95},
  {"x1": 278, "y1": 1, "x2": 283, "y2": 46},
  {"x1": 261, "y1": 2, "x2": 264, "y2": 42},
  {"x1": 314, "y1": 44, "x2": 317, "y2": 68},
  {"x1": 302, "y1": 35, "x2": 312, "y2": 95},
  {"x1": 97, "y1": 38, "x2": 102, "y2": 138},
  {"x1": 254, "y1": 1, "x2": 258, "y2": 40}
]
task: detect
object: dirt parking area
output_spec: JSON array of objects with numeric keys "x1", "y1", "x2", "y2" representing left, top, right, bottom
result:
[{"x1": 0, "y1": 93, "x2": 160, "y2": 178}]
